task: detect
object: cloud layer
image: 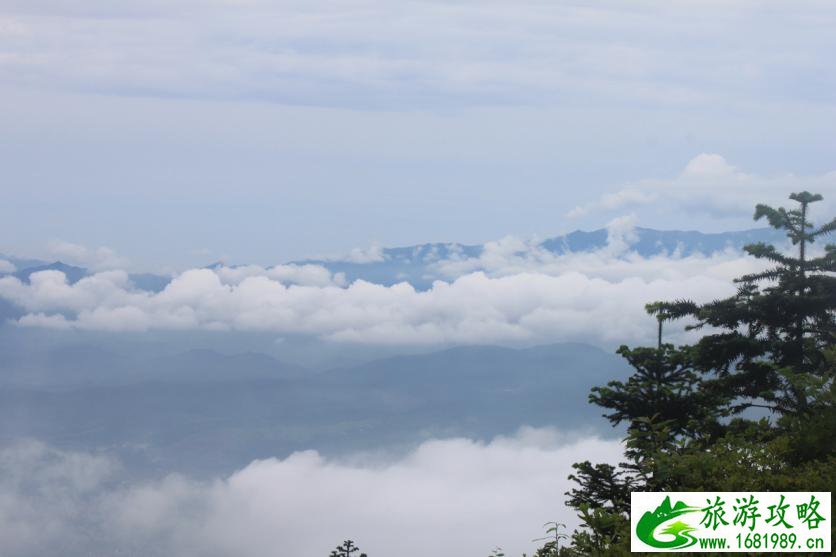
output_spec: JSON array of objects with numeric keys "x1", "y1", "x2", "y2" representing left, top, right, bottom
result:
[
  {"x1": 568, "y1": 154, "x2": 836, "y2": 221},
  {"x1": 0, "y1": 233, "x2": 769, "y2": 346},
  {"x1": 47, "y1": 240, "x2": 130, "y2": 271},
  {"x1": 0, "y1": 429, "x2": 622, "y2": 557},
  {"x1": 2, "y1": 1, "x2": 835, "y2": 110}
]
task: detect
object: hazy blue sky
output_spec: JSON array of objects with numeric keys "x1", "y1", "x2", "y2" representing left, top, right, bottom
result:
[{"x1": 1, "y1": 1, "x2": 835, "y2": 270}]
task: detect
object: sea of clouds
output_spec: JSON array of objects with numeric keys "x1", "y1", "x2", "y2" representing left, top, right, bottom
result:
[
  {"x1": 0, "y1": 428, "x2": 621, "y2": 557},
  {"x1": 0, "y1": 215, "x2": 774, "y2": 347},
  {"x1": 5, "y1": 150, "x2": 830, "y2": 349}
]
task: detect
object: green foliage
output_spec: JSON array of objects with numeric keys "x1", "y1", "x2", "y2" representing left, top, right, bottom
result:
[
  {"x1": 566, "y1": 462, "x2": 633, "y2": 516},
  {"x1": 566, "y1": 505, "x2": 630, "y2": 556},
  {"x1": 561, "y1": 192, "x2": 835, "y2": 554},
  {"x1": 662, "y1": 191, "x2": 835, "y2": 417},
  {"x1": 590, "y1": 344, "x2": 722, "y2": 440},
  {"x1": 531, "y1": 522, "x2": 570, "y2": 556}
]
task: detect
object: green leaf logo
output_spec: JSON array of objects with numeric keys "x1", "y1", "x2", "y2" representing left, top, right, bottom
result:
[{"x1": 636, "y1": 496, "x2": 700, "y2": 549}]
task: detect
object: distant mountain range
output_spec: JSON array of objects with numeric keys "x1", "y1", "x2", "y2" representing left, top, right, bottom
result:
[
  {"x1": 0, "y1": 341, "x2": 629, "y2": 475},
  {"x1": 297, "y1": 227, "x2": 785, "y2": 287},
  {"x1": 0, "y1": 343, "x2": 306, "y2": 387},
  {"x1": 0, "y1": 227, "x2": 785, "y2": 293},
  {"x1": 0, "y1": 260, "x2": 170, "y2": 292},
  {"x1": 0, "y1": 227, "x2": 790, "y2": 479}
]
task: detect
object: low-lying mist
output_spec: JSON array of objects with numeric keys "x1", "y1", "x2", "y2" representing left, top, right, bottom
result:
[{"x1": 0, "y1": 428, "x2": 621, "y2": 557}]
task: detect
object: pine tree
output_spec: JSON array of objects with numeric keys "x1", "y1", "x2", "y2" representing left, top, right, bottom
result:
[
  {"x1": 589, "y1": 343, "x2": 719, "y2": 440},
  {"x1": 562, "y1": 191, "x2": 835, "y2": 554},
  {"x1": 329, "y1": 540, "x2": 367, "y2": 557},
  {"x1": 658, "y1": 191, "x2": 835, "y2": 418}
]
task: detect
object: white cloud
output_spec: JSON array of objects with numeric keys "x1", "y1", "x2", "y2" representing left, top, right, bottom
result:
[
  {"x1": 568, "y1": 154, "x2": 836, "y2": 221},
  {"x1": 213, "y1": 264, "x2": 346, "y2": 287},
  {"x1": 313, "y1": 243, "x2": 387, "y2": 264},
  {"x1": 340, "y1": 243, "x2": 386, "y2": 264},
  {"x1": 0, "y1": 441, "x2": 118, "y2": 556},
  {"x1": 0, "y1": 244, "x2": 769, "y2": 346},
  {"x1": 0, "y1": 429, "x2": 622, "y2": 557},
  {"x1": 47, "y1": 240, "x2": 129, "y2": 271},
  {"x1": 603, "y1": 214, "x2": 639, "y2": 255},
  {"x1": 0, "y1": 259, "x2": 15, "y2": 273},
  {"x1": 1, "y1": 2, "x2": 834, "y2": 110},
  {"x1": 427, "y1": 218, "x2": 768, "y2": 286},
  {"x1": 682, "y1": 153, "x2": 737, "y2": 177}
]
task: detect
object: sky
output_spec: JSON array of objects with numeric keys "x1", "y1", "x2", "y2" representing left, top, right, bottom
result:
[
  {"x1": 1, "y1": 1, "x2": 835, "y2": 270},
  {"x1": 1, "y1": 5, "x2": 835, "y2": 555}
]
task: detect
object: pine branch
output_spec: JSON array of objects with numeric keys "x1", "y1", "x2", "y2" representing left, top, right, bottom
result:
[
  {"x1": 742, "y1": 243, "x2": 796, "y2": 265},
  {"x1": 812, "y1": 217, "x2": 836, "y2": 237},
  {"x1": 735, "y1": 267, "x2": 784, "y2": 283},
  {"x1": 753, "y1": 204, "x2": 789, "y2": 229}
]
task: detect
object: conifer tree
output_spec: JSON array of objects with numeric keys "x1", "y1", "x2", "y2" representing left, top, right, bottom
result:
[
  {"x1": 561, "y1": 192, "x2": 834, "y2": 554},
  {"x1": 589, "y1": 343, "x2": 717, "y2": 440},
  {"x1": 657, "y1": 191, "x2": 835, "y2": 419},
  {"x1": 329, "y1": 540, "x2": 367, "y2": 557}
]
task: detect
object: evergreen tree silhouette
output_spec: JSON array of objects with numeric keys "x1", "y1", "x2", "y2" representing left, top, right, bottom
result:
[
  {"x1": 328, "y1": 540, "x2": 367, "y2": 557},
  {"x1": 562, "y1": 191, "x2": 834, "y2": 554},
  {"x1": 657, "y1": 191, "x2": 835, "y2": 418}
]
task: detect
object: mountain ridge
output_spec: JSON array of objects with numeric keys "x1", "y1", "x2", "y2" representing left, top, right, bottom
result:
[
  {"x1": 0, "y1": 340, "x2": 629, "y2": 474},
  {"x1": 0, "y1": 227, "x2": 785, "y2": 292}
]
